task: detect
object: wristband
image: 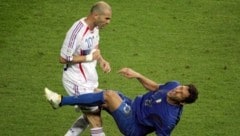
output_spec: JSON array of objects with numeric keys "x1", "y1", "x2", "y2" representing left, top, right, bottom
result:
[{"x1": 85, "y1": 54, "x2": 93, "y2": 61}]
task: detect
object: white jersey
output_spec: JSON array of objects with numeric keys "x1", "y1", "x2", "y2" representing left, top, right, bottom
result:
[{"x1": 60, "y1": 17, "x2": 100, "y2": 96}]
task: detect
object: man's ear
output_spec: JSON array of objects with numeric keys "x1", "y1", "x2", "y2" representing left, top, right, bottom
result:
[{"x1": 93, "y1": 13, "x2": 99, "y2": 20}]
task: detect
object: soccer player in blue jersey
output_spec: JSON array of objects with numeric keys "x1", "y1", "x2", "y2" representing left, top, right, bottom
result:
[{"x1": 45, "y1": 67, "x2": 198, "y2": 136}]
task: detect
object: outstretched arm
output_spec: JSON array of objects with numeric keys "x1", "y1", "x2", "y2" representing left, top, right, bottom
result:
[{"x1": 118, "y1": 67, "x2": 159, "y2": 91}]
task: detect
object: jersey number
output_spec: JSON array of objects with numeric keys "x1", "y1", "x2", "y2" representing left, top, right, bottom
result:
[{"x1": 85, "y1": 36, "x2": 94, "y2": 48}]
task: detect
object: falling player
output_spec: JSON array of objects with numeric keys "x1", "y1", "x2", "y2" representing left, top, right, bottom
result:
[{"x1": 45, "y1": 67, "x2": 199, "y2": 136}]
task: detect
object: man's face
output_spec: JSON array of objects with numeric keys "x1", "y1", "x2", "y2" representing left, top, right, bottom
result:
[
  {"x1": 95, "y1": 10, "x2": 112, "y2": 29},
  {"x1": 167, "y1": 85, "x2": 190, "y2": 103}
]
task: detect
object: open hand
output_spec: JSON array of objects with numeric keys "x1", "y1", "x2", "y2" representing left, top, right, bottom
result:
[{"x1": 118, "y1": 67, "x2": 140, "y2": 79}]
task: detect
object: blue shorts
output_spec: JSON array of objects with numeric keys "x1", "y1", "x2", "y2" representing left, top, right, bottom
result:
[{"x1": 110, "y1": 93, "x2": 141, "y2": 136}]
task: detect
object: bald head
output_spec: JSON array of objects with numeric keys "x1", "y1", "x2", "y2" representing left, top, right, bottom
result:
[
  {"x1": 86, "y1": 1, "x2": 112, "y2": 29},
  {"x1": 90, "y1": 1, "x2": 112, "y2": 15}
]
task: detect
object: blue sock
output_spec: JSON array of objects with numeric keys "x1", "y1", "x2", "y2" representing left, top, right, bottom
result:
[{"x1": 60, "y1": 91, "x2": 104, "y2": 106}]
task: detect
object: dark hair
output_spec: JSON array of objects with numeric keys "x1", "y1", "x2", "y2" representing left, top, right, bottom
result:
[{"x1": 184, "y1": 84, "x2": 198, "y2": 104}]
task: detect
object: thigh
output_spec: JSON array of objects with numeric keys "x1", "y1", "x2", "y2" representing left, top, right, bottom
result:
[{"x1": 111, "y1": 102, "x2": 136, "y2": 136}]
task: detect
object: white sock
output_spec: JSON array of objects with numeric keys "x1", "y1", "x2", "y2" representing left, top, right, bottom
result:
[
  {"x1": 90, "y1": 127, "x2": 105, "y2": 136},
  {"x1": 65, "y1": 115, "x2": 89, "y2": 136}
]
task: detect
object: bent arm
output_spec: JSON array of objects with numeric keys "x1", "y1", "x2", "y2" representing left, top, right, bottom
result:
[
  {"x1": 59, "y1": 55, "x2": 87, "y2": 64},
  {"x1": 118, "y1": 68, "x2": 159, "y2": 91},
  {"x1": 59, "y1": 49, "x2": 101, "y2": 64}
]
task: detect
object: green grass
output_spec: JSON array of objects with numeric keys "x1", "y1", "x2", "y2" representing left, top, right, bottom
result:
[{"x1": 0, "y1": 0, "x2": 240, "y2": 135}]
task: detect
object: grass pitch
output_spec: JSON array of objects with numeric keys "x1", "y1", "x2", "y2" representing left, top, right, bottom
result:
[{"x1": 0, "y1": 0, "x2": 240, "y2": 135}]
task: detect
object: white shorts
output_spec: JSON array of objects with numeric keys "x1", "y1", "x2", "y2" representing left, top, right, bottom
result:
[
  {"x1": 62, "y1": 77, "x2": 95, "y2": 96},
  {"x1": 62, "y1": 78, "x2": 99, "y2": 112}
]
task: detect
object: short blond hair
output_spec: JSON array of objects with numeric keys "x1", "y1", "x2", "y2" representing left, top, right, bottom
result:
[{"x1": 90, "y1": 1, "x2": 112, "y2": 14}]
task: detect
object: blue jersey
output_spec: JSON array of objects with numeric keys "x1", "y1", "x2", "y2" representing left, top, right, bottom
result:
[{"x1": 132, "y1": 81, "x2": 183, "y2": 136}]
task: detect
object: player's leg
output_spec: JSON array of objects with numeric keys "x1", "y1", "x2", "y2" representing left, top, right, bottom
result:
[
  {"x1": 62, "y1": 80, "x2": 89, "y2": 136},
  {"x1": 45, "y1": 88, "x2": 120, "y2": 110},
  {"x1": 104, "y1": 91, "x2": 136, "y2": 136},
  {"x1": 79, "y1": 105, "x2": 105, "y2": 136},
  {"x1": 101, "y1": 90, "x2": 123, "y2": 112},
  {"x1": 64, "y1": 114, "x2": 89, "y2": 136},
  {"x1": 88, "y1": 90, "x2": 135, "y2": 136},
  {"x1": 45, "y1": 88, "x2": 133, "y2": 135},
  {"x1": 63, "y1": 79, "x2": 106, "y2": 136},
  {"x1": 85, "y1": 112, "x2": 105, "y2": 136}
]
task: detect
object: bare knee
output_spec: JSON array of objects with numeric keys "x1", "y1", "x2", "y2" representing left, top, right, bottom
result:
[
  {"x1": 103, "y1": 90, "x2": 122, "y2": 112},
  {"x1": 104, "y1": 90, "x2": 118, "y2": 100}
]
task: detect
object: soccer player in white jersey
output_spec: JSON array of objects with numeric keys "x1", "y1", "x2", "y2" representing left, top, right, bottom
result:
[{"x1": 59, "y1": 1, "x2": 112, "y2": 136}]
